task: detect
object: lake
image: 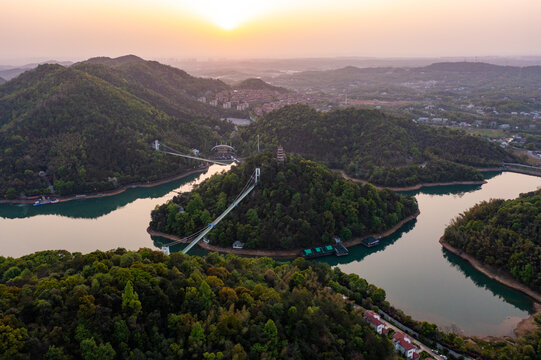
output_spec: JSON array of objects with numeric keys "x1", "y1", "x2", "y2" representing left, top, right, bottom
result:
[{"x1": 0, "y1": 168, "x2": 539, "y2": 336}]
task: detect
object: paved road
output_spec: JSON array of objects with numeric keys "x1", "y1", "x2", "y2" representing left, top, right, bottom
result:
[
  {"x1": 338, "y1": 291, "x2": 472, "y2": 360},
  {"x1": 346, "y1": 299, "x2": 443, "y2": 360},
  {"x1": 377, "y1": 309, "x2": 473, "y2": 360},
  {"x1": 378, "y1": 315, "x2": 445, "y2": 360}
]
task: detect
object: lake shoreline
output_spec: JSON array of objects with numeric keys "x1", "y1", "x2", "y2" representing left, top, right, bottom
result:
[
  {"x1": 439, "y1": 237, "x2": 541, "y2": 337},
  {"x1": 334, "y1": 169, "x2": 487, "y2": 191},
  {"x1": 0, "y1": 167, "x2": 210, "y2": 205},
  {"x1": 148, "y1": 209, "x2": 420, "y2": 258}
]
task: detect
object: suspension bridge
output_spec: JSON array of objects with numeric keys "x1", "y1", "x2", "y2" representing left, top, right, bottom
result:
[
  {"x1": 161, "y1": 167, "x2": 260, "y2": 254},
  {"x1": 153, "y1": 140, "x2": 239, "y2": 165}
]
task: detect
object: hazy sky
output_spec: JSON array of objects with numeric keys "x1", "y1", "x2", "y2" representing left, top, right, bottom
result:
[{"x1": 2, "y1": 0, "x2": 541, "y2": 63}]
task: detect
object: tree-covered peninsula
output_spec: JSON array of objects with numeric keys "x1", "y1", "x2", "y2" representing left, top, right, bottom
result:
[
  {"x1": 0, "y1": 249, "x2": 395, "y2": 359},
  {"x1": 234, "y1": 105, "x2": 519, "y2": 187},
  {"x1": 0, "y1": 56, "x2": 235, "y2": 199},
  {"x1": 443, "y1": 189, "x2": 541, "y2": 293},
  {"x1": 150, "y1": 153, "x2": 418, "y2": 250}
]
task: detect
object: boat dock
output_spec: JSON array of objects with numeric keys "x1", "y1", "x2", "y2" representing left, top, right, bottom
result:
[
  {"x1": 361, "y1": 237, "x2": 380, "y2": 247},
  {"x1": 302, "y1": 244, "x2": 349, "y2": 259},
  {"x1": 334, "y1": 243, "x2": 349, "y2": 256}
]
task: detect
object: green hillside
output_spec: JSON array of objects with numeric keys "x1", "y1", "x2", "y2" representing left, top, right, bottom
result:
[
  {"x1": 234, "y1": 78, "x2": 290, "y2": 93},
  {"x1": 74, "y1": 56, "x2": 240, "y2": 119},
  {"x1": 234, "y1": 105, "x2": 518, "y2": 187},
  {"x1": 0, "y1": 249, "x2": 394, "y2": 359},
  {"x1": 0, "y1": 76, "x2": 5, "y2": 85},
  {"x1": 0, "y1": 63, "x2": 230, "y2": 198},
  {"x1": 150, "y1": 153, "x2": 418, "y2": 250},
  {"x1": 443, "y1": 189, "x2": 541, "y2": 292}
]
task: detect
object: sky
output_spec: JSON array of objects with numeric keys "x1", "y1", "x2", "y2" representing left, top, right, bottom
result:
[{"x1": 2, "y1": 0, "x2": 541, "y2": 64}]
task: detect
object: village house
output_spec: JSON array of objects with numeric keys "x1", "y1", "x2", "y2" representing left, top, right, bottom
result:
[
  {"x1": 363, "y1": 310, "x2": 388, "y2": 335},
  {"x1": 232, "y1": 241, "x2": 245, "y2": 249},
  {"x1": 392, "y1": 331, "x2": 420, "y2": 359}
]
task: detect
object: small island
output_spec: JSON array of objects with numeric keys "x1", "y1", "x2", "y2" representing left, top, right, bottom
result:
[{"x1": 150, "y1": 152, "x2": 419, "y2": 254}]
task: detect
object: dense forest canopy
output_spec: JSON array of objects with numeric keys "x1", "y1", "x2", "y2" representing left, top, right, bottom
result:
[
  {"x1": 443, "y1": 189, "x2": 541, "y2": 292},
  {"x1": 0, "y1": 249, "x2": 395, "y2": 359},
  {"x1": 0, "y1": 58, "x2": 237, "y2": 199},
  {"x1": 234, "y1": 105, "x2": 518, "y2": 187},
  {"x1": 150, "y1": 153, "x2": 418, "y2": 250}
]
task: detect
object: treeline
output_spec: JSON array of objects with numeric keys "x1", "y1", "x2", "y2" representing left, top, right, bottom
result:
[
  {"x1": 0, "y1": 58, "x2": 235, "y2": 199},
  {"x1": 444, "y1": 189, "x2": 541, "y2": 292},
  {"x1": 0, "y1": 249, "x2": 394, "y2": 359},
  {"x1": 150, "y1": 153, "x2": 418, "y2": 250},
  {"x1": 234, "y1": 105, "x2": 518, "y2": 187}
]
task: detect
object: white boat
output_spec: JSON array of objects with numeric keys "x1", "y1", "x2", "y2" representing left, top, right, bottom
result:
[{"x1": 33, "y1": 198, "x2": 59, "y2": 206}]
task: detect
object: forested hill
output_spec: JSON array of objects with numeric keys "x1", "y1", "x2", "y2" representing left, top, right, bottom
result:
[
  {"x1": 234, "y1": 105, "x2": 518, "y2": 187},
  {"x1": 0, "y1": 76, "x2": 5, "y2": 84},
  {"x1": 0, "y1": 63, "x2": 232, "y2": 199},
  {"x1": 443, "y1": 189, "x2": 541, "y2": 292},
  {"x1": 73, "y1": 55, "x2": 239, "y2": 119},
  {"x1": 150, "y1": 153, "x2": 418, "y2": 250},
  {"x1": 234, "y1": 78, "x2": 290, "y2": 93},
  {"x1": 0, "y1": 249, "x2": 395, "y2": 359}
]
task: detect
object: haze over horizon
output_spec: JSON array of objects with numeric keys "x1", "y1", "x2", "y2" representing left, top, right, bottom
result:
[{"x1": 3, "y1": 0, "x2": 541, "y2": 65}]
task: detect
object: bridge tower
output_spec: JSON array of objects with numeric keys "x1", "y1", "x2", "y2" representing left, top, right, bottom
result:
[
  {"x1": 153, "y1": 140, "x2": 160, "y2": 151},
  {"x1": 255, "y1": 168, "x2": 261, "y2": 184}
]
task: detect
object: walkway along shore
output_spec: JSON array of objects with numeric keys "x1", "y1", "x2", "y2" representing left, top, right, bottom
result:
[
  {"x1": 336, "y1": 166, "x2": 541, "y2": 192},
  {"x1": 147, "y1": 210, "x2": 420, "y2": 258},
  {"x1": 0, "y1": 167, "x2": 209, "y2": 205},
  {"x1": 439, "y1": 237, "x2": 541, "y2": 337},
  {"x1": 333, "y1": 169, "x2": 487, "y2": 191}
]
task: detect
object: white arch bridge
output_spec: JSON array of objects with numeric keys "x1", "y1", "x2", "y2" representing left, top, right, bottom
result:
[{"x1": 153, "y1": 140, "x2": 239, "y2": 165}]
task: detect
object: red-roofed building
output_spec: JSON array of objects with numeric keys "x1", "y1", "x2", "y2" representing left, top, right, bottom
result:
[
  {"x1": 363, "y1": 310, "x2": 388, "y2": 335},
  {"x1": 392, "y1": 331, "x2": 420, "y2": 359}
]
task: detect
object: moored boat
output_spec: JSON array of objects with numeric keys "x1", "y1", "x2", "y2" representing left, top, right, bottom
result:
[{"x1": 33, "y1": 198, "x2": 59, "y2": 206}]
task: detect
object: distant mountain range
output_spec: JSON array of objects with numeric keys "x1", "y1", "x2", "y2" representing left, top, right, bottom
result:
[
  {"x1": 168, "y1": 56, "x2": 541, "y2": 82},
  {"x1": 0, "y1": 60, "x2": 74, "y2": 81},
  {"x1": 270, "y1": 61, "x2": 541, "y2": 91},
  {"x1": 0, "y1": 56, "x2": 238, "y2": 198}
]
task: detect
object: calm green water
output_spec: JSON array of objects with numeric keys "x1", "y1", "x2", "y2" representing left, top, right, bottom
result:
[
  {"x1": 322, "y1": 172, "x2": 541, "y2": 336},
  {"x1": 0, "y1": 169, "x2": 540, "y2": 336},
  {"x1": 0, "y1": 165, "x2": 231, "y2": 257}
]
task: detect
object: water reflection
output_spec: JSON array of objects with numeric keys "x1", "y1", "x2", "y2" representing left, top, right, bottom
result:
[
  {"x1": 322, "y1": 219, "x2": 417, "y2": 266},
  {"x1": 402, "y1": 184, "x2": 482, "y2": 197},
  {"x1": 0, "y1": 173, "x2": 203, "y2": 220},
  {"x1": 442, "y1": 249, "x2": 534, "y2": 314},
  {"x1": 1, "y1": 167, "x2": 539, "y2": 336}
]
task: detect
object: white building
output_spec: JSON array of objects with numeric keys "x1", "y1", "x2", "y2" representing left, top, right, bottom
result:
[
  {"x1": 392, "y1": 332, "x2": 420, "y2": 360},
  {"x1": 232, "y1": 241, "x2": 245, "y2": 249},
  {"x1": 364, "y1": 311, "x2": 388, "y2": 335}
]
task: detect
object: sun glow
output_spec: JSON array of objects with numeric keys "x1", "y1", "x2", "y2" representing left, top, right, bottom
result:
[{"x1": 186, "y1": 0, "x2": 278, "y2": 30}]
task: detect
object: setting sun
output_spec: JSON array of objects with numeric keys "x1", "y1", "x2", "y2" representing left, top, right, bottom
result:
[{"x1": 187, "y1": 0, "x2": 274, "y2": 30}]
